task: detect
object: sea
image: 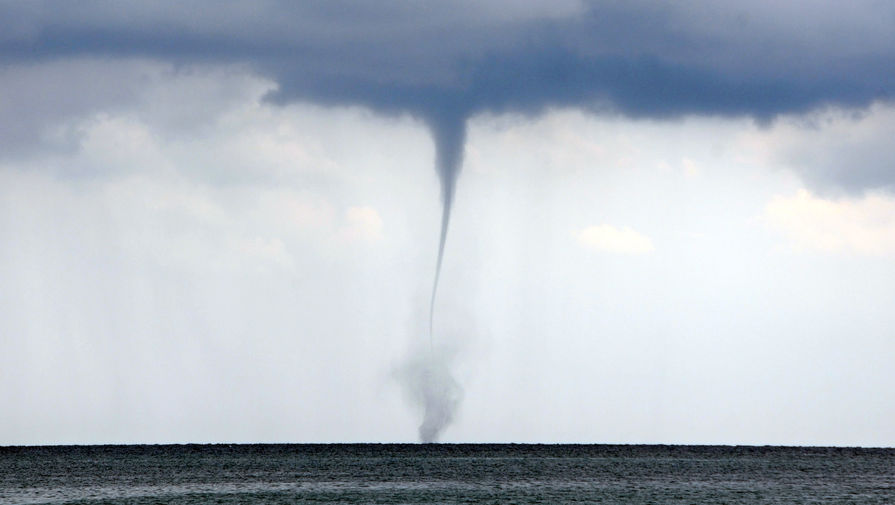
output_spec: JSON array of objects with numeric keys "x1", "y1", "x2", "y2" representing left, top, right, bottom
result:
[{"x1": 1, "y1": 444, "x2": 893, "y2": 504}]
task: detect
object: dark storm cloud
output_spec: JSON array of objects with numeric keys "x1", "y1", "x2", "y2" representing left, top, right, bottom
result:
[{"x1": 2, "y1": 0, "x2": 895, "y2": 189}]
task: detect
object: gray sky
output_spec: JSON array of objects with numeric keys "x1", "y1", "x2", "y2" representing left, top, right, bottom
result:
[{"x1": 1, "y1": 1, "x2": 894, "y2": 446}]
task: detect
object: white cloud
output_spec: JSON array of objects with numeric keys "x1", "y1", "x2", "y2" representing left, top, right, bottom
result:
[
  {"x1": 234, "y1": 236, "x2": 295, "y2": 272},
  {"x1": 681, "y1": 157, "x2": 701, "y2": 178},
  {"x1": 77, "y1": 114, "x2": 174, "y2": 176},
  {"x1": 736, "y1": 102, "x2": 895, "y2": 193},
  {"x1": 341, "y1": 206, "x2": 384, "y2": 243},
  {"x1": 764, "y1": 189, "x2": 895, "y2": 255},
  {"x1": 574, "y1": 224, "x2": 654, "y2": 254}
]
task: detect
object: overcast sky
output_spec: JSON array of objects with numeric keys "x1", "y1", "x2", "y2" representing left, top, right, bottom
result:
[{"x1": 2, "y1": 1, "x2": 895, "y2": 446}]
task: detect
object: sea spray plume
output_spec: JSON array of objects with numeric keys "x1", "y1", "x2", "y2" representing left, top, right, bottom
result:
[
  {"x1": 397, "y1": 342, "x2": 462, "y2": 443},
  {"x1": 426, "y1": 112, "x2": 467, "y2": 341},
  {"x1": 416, "y1": 356, "x2": 460, "y2": 443}
]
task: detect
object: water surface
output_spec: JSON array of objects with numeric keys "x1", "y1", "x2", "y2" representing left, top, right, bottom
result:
[{"x1": 2, "y1": 444, "x2": 893, "y2": 504}]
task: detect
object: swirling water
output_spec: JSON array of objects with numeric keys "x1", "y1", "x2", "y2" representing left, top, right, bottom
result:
[{"x1": 1, "y1": 444, "x2": 893, "y2": 504}]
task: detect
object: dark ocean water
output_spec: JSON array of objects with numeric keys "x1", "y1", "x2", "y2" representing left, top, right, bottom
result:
[{"x1": 1, "y1": 444, "x2": 893, "y2": 504}]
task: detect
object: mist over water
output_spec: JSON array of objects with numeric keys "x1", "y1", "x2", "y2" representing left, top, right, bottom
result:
[{"x1": 396, "y1": 346, "x2": 462, "y2": 443}]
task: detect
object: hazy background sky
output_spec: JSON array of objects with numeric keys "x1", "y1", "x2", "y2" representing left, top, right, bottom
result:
[{"x1": 1, "y1": 1, "x2": 895, "y2": 446}]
